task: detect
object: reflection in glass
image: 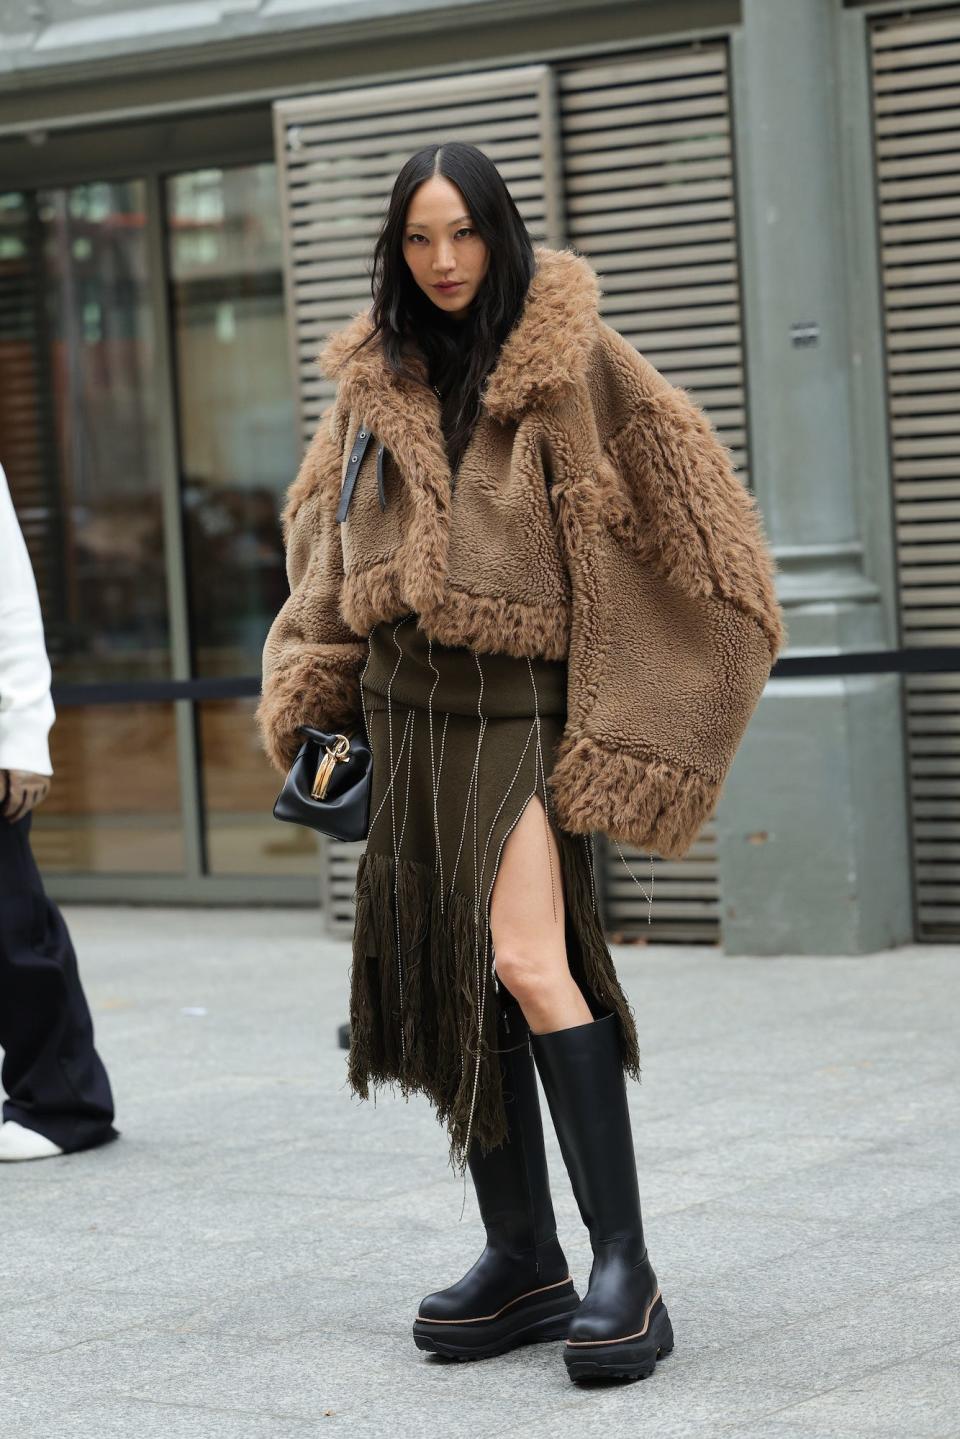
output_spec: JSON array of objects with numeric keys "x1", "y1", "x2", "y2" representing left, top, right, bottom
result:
[
  {"x1": 199, "y1": 700, "x2": 318, "y2": 876},
  {"x1": 2, "y1": 185, "x2": 166, "y2": 681},
  {"x1": 167, "y1": 165, "x2": 297, "y2": 681},
  {"x1": 168, "y1": 164, "x2": 308, "y2": 878},
  {"x1": 32, "y1": 703, "x2": 184, "y2": 874},
  {"x1": 0, "y1": 182, "x2": 183, "y2": 872}
]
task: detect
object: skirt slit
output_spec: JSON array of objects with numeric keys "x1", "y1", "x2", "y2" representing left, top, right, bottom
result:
[{"x1": 346, "y1": 612, "x2": 641, "y2": 1176}]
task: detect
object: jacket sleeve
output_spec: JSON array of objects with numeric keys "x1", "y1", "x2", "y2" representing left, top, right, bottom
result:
[
  {"x1": 0, "y1": 463, "x2": 56, "y2": 777},
  {"x1": 546, "y1": 321, "x2": 787, "y2": 860},
  {"x1": 255, "y1": 403, "x2": 368, "y2": 774}
]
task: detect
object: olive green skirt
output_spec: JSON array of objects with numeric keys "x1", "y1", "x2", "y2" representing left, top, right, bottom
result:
[{"x1": 347, "y1": 611, "x2": 640, "y2": 1175}]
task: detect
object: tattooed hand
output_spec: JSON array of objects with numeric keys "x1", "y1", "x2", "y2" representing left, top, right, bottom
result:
[{"x1": 1, "y1": 769, "x2": 51, "y2": 823}]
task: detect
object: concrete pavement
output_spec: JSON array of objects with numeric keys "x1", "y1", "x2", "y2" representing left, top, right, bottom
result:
[{"x1": 1, "y1": 907, "x2": 958, "y2": 1438}]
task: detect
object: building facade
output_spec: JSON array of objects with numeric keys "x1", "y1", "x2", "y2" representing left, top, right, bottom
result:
[{"x1": 1, "y1": 0, "x2": 957, "y2": 950}]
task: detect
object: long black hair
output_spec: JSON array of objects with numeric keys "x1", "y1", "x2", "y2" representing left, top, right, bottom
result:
[{"x1": 344, "y1": 142, "x2": 536, "y2": 472}]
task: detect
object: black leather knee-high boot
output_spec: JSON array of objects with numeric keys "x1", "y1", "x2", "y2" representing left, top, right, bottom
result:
[
  {"x1": 413, "y1": 993, "x2": 581, "y2": 1359},
  {"x1": 530, "y1": 1011, "x2": 674, "y2": 1382}
]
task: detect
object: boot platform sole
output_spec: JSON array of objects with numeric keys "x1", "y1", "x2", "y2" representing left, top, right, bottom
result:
[
  {"x1": 413, "y1": 1281, "x2": 581, "y2": 1361},
  {"x1": 564, "y1": 1296, "x2": 674, "y2": 1382}
]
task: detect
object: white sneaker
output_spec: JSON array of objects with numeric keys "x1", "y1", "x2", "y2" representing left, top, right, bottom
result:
[{"x1": 0, "y1": 1120, "x2": 65, "y2": 1162}]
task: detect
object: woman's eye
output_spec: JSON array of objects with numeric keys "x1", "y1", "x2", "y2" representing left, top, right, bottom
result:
[{"x1": 406, "y1": 229, "x2": 473, "y2": 242}]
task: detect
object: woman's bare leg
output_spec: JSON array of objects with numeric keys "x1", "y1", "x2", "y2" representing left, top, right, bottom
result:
[{"x1": 489, "y1": 793, "x2": 593, "y2": 1033}]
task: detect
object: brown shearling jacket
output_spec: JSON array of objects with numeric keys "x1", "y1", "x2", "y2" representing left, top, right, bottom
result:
[{"x1": 256, "y1": 244, "x2": 786, "y2": 860}]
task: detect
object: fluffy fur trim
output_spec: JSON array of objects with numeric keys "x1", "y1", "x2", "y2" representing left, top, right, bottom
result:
[
  {"x1": 593, "y1": 331, "x2": 786, "y2": 661},
  {"x1": 317, "y1": 243, "x2": 602, "y2": 422},
  {"x1": 424, "y1": 585, "x2": 570, "y2": 660},
  {"x1": 281, "y1": 404, "x2": 342, "y2": 539},
  {"x1": 339, "y1": 563, "x2": 570, "y2": 660},
  {"x1": 547, "y1": 731, "x2": 723, "y2": 861},
  {"x1": 339, "y1": 557, "x2": 412, "y2": 635},
  {"x1": 255, "y1": 641, "x2": 367, "y2": 773},
  {"x1": 480, "y1": 246, "x2": 602, "y2": 419}
]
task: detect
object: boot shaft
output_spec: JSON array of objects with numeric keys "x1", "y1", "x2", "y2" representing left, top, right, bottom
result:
[
  {"x1": 530, "y1": 1012, "x2": 645, "y2": 1255},
  {"x1": 467, "y1": 993, "x2": 558, "y2": 1253}
]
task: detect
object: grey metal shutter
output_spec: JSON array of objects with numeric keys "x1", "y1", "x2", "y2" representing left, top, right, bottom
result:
[
  {"x1": 274, "y1": 66, "x2": 563, "y2": 934},
  {"x1": 870, "y1": 10, "x2": 960, "y2": 939},
  {"x1": 556, "y1": 43, "x2": 742, "y2": 943}
]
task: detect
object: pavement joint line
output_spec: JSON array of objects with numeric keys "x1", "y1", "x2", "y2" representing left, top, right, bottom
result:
[
  {"x1": 64, "y1": 1392, "x2": 322, "y2": 1427},
  {"x1": 660, "y1": 1257, "x2": 960, "y2": 1358},
  {"x1": 709, "y1": 1330, "x2": 960, "y2": 1431}
]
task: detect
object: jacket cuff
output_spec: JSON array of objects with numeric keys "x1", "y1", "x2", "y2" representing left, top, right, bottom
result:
[
  {"x1": 0, "y1": 700, "x2": 55, "y2": 778},
  {"x1": 256, "y1": 641, "x2": 368, "y2": 774},
  {"x1": 546, "y1": 731, "x2": 722, "y2": 861}
]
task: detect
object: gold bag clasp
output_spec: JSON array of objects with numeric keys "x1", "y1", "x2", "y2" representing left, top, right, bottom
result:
[{"x1": 311, "y1": 733, "x2": 351, "y2": 800}]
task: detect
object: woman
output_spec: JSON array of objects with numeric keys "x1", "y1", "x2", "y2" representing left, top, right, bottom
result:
[{"x1": 257, "y1": 142, "x2": 785, "y2": 1383}]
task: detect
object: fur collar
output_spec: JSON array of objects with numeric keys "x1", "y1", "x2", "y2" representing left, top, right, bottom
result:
[
  {"x1": 316, "y1": 242, "x2": 602, "y2": 432},
  {"x1": 311, "y1": 244, "x2": 602, "y2": 620}
]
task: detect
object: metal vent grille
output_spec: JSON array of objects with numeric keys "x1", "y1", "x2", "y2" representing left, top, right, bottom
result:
[
  {"x1": 318, "y1": 836, "x2": 368, "y2": 937},
  {"x1": 556, "y1": 42, "x2": 741, "y2": 942},
  {"x1": 597, "y1": 832, "x2": 719, "y2": 945},
  {"x1": 870, "y1": 9, "x2": 960, "y2": 938}
]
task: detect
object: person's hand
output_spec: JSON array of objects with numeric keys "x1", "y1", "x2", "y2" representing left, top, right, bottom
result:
[{"x1": 1, "y1": 769, "x2": 51, "y2": 823}]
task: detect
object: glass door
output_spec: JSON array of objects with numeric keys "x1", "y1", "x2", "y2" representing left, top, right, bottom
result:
[
  {"x1": 166, "y1": 163, "x2": 316, "y2": 877},
  {"x1": 0, "y1": 182, "x2": 184, "y2": 874},
  {"x1": 0, "y1": 160, "x2": 318, "y2": 895}
]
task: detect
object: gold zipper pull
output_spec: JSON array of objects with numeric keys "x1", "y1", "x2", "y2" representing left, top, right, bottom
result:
[
  {"x1": 312, "y1": 750, "x2": 336, "y2": 799},
  {"x1": 311, "y1": 734, "x2": 351, "y2": 800}
]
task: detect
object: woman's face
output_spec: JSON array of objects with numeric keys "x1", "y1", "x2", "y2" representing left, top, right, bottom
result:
[{"x1": 402, "y1": 175, "x2": 489, "y2": 319}]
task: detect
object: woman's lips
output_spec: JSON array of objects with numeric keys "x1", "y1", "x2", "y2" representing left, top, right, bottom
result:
[{"x1": 435, "y1": 282, "x2": 463, "y2": 291}]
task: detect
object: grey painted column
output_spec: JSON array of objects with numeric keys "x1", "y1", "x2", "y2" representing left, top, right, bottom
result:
[{"x1": 719, "y1": 0, "x2": 913, "y2": 954}]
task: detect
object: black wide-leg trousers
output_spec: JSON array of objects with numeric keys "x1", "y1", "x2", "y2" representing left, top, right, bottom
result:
[{"x1": 0, "y1": 813, "x2": 116, "y2": 1151}]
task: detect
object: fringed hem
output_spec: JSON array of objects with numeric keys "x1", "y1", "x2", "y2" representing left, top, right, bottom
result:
[
  {"x1": 347, "y1": 848, "x2": 496, "y2": 1175},
  {"x1": 346, "y1": 832, "x2": 641, "y2": 1176}
]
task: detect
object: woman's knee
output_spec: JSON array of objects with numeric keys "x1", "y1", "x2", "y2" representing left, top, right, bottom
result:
[{"x1": 492, "y1": 945, "x2": 560, "y2": 1004}]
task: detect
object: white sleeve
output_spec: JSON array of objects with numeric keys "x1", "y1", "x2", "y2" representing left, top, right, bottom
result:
[{"x1": 0, "y1": 463, "x2": 55, "y2": 776}]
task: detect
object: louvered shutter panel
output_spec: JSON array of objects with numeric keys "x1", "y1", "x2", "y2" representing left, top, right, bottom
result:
[
  {"x1": 557, "y1": 42, "x2": 743, "y2": 942},
  {"x1": 317, "y1": 834, "x2": 367, "y2": 937},
  {"x1": 871, "y1": 10, "x2": 960, "y2": 938},
  {"x1": 274, "y1": 66, "x2": 563, "y2": 445}
]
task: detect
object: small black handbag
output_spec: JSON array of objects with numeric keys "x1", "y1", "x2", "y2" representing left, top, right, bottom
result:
[
  {"x1": 273, "y1": 414, "x2": 382, "y2": 842},
  {"x1": 272, "y1": 724, "x2": 371, "y2": 841}
]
